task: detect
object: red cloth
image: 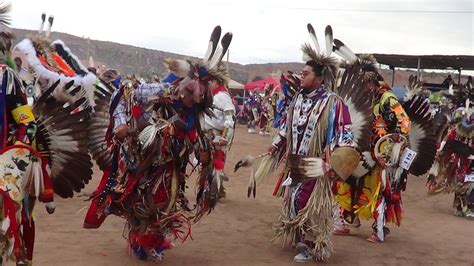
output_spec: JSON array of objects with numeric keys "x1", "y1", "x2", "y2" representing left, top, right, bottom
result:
[
  {"x1": 258, "y1": 115, "x2": 268, "y2": 129},
  {"x1": 14, "y1": 124, "x2": 28, "y2": 144},
  {"x1": 83, "y1": 169, "x2": 110, "y2": 229},
  {"x1": 1, "y1": 191, "x2": 21, "y2": 259},
  {"x1": 131, "y1": 105, "x2": 143, "y2": 118},
  {"x1": 213, "y1": 149, "x2": 226, "y2": 170},
  {"x1": 244, "y1": 77, "x2": 280, "y2": 91},
  {"x1": 130, "y1": 232, "x2": 165, "y2": 249},
  {"x1": 22, "y1": 210, "x2": 35, "y2": 261},
  {"x1": 211, "y1": 85, "x2": 229, "y2": 95},
  {"x1": 39, "y1": 157, "x2": 54, "y2": 203},
  {"x1": 296, "y1": 180, "x2": 316, "y2": 211}
]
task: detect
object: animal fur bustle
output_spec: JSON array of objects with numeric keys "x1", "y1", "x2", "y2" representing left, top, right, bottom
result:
[{"x1": 164, "y1": 58, "x2": 192, "y2": 78}]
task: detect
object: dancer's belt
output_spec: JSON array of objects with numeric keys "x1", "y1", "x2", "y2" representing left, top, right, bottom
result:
[{"x1": 288, "y1": 147, "x2": 360, "y2": 182}]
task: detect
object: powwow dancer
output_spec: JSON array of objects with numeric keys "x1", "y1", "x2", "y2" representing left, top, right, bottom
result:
[
  {"x1": 245, "y1": 89, "x2": 261, "y2": 133},
  {"x1": 332, "y1": 38, "x2": 437, "y2": 242},
  {"x1": 271, "y1": 24, "x2": 363, "y2": 262},
  {"x1": 426, "y1": 80, "x2": 473, "y2": 214},
  {"x1": 83, "y1": 25, "x2": 233, "y2": 261},
  {"x1": 272, "y1": 72, "x2": 298, "y2": 131},
  {"x1": 0, "y1": 5, "x2": 93, "y2": 264},
  {"x1": 427, "y1": 96, "x2": 474, "y2": 219},
  {"x1": 0, "y1": 62, "x2": 55, "y2": 266},
  {"x1": 258, "y1": 83, "x2": 274, "y2": 135},
  {"x1": 236, "y1": 24, "x2": 362, "y2": 262},
  {"x1": 201, "y1": 55, "x2": 236, "y2": 198}
]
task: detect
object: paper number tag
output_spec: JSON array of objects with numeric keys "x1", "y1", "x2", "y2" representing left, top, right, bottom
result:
[
  {"x1": 282, "y1": 177, "x2": 293, "y2": 186},
  {"x1": 399, "y1": 148, "x2": 417, "y2": 170},
  {"x1": 465, "y1": 174, "x2": 474, "y2": 183}
]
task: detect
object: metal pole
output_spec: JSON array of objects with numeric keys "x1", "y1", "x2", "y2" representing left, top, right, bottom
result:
[
  {"x1": 86, "y1": 37, "x2": 90, "y2": 60},
  {"x1": 390, "y1": 66, "x2": 395, "y2": 87},
  {"x1": 416, "y1": 57, "x2": 421, "y2": 81},
  {"x1": 458, "y1": 69, "x2": 462, "y2": 85}
]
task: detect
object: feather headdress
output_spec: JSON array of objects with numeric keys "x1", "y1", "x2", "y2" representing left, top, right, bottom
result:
[
  {"x1": 0, "y1": 1, "x2": 13, "y2": 55},
  {"x1": 163, "y1": 25, "x2": 233, "y2": 117},
  {"x1": 12, "y1": 13, "x2": 98, "y2": 107},
  {"x1": 302, "y1": 24, "x2": 338, "y2": 90},
  {"x1": 331, "y1": 41, "x2": 379, "y2": 177},
  {"x1": 164, "y1": 25, "x2": 233, "y2": 87},
  {"x1": 403, "y1": 74, "x2": 424, "y2": 102}
]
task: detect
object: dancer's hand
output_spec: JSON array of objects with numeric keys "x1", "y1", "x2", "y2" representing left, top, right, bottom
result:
[
  {"x1": 267, "y1": 145, "x2": 278, "y2": 155},
  {"x1": 114, "y1": 125, "x2": 129, "y2": 139},
  {"x1": 218, "y1": 138, "x2": 228, "y2": 146}
]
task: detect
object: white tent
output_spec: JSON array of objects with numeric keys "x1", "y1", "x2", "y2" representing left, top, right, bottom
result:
[{"x1": 228, "y1": 79, "x2": 244, "y2": 90}]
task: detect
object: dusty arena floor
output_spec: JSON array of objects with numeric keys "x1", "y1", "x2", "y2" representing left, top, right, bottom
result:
[{"x1": 30, "y1": 125, "x2": 474, "y2": 265}]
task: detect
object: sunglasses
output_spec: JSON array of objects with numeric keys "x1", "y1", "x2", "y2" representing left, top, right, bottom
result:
[{"x1": 300, "y1": 70, "x2": 314, "y2": 78}]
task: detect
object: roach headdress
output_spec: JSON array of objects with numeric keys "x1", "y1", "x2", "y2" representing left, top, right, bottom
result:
[
  {"x1": 301, "y1": 24, "x2": 338, "y2": 90},
  {"x1": 164, "y1": 25, "x2": 233, "y2": 89}
]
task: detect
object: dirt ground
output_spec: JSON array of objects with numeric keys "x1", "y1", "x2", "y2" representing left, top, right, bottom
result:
[{"x1": 28, "y1": 125, "x2": 474, "y2": 266}]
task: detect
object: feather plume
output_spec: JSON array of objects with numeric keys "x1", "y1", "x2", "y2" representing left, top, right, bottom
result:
[
  {"x1": 38, "y1": 13, "x2": 46, "y2": 34},
  {"x1": 234, "y1": 155, "x2": 256, "y2": 172},
  {"x1": 300, "y1": 157, "x2": 327, "y2": 177},
  {"x1": 209, "y1": 32, "x2": 232, "y2": 69},
  {"x1": 324, "y1": 25, "x2": 333, "y2": 57},
  {"x1": 139, "y1": 124, "x2": 159, "y2": 151},
  {"x1": 301, "y1": 43, "x2": 318, "y2": 62},
  {"x1": 335, "y1": 54, "x2": 375, "y2": 154},
  {"x1": 87, "y1": 81, "x2": 114, "y2": 170},
  {"x1": 0, "y1": 1, "x2": 12, "y2": 54},
  {"x1": 358, "y1": 54, "x2": 378, "y2": 72},
  {"x1": 403, "y1": 74, "x2": 423, "y2": 102},
  {"x1": 33, "y1": 81, "x2": 94, "y2": 198},
  {"x1": 403, "y1": 95, "x2": 437, "y2": 176},
  {"x1": 332, "y1": 48, "x2": 346, "y2": 61},
  {"x1": 234, "y1": 152, "x2": 270, "y2": 172},
  {"x1": 288, "y1": 155, "x2": 327, "y2": 181},
  {"x1": 333, "y1": 39, "x2": 358, "y2": 63},
  {"x1": 204, "y1": 25, "x2": 221, "y2": 62},
  {"x1": 45, "y1": 15, "x2": 54, "y2": 38},
  {"x1": 307, "y1": 23, "x2": 320, "y2": 54},
  {"x1": 247, "y1": 166, "x2": 256, "y2": 198}
]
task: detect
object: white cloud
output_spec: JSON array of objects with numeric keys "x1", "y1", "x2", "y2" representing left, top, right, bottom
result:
[{"x1": 10, "y1": 0, "x2": 473, "y2": 64}]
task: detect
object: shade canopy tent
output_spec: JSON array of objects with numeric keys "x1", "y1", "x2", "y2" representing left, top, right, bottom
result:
[
  {"x1": 371, "y1": 54, "x2": 474, "y2": 71},
  {"x1": 244, "y1": 77, "x2": 280, "y2": 91},
  {"x1": 369, "y1": 54, "x2": 474, "y2": 86},
  {"x1": 228, "y1": 79, "x2": 244, "y2": 90}
]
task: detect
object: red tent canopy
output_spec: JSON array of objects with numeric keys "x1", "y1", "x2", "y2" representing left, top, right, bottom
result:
[{"x1": 244, "y1": 77, "x2": 280, "y2": 91}]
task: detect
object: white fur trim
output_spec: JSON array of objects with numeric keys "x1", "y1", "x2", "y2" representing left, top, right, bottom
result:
[
  {"x1": 13, "y1": 39, "x2": 97, "y2": 107},
  {"x1": 52, "y1": 39, "x2": 88, "y2": 72}
]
